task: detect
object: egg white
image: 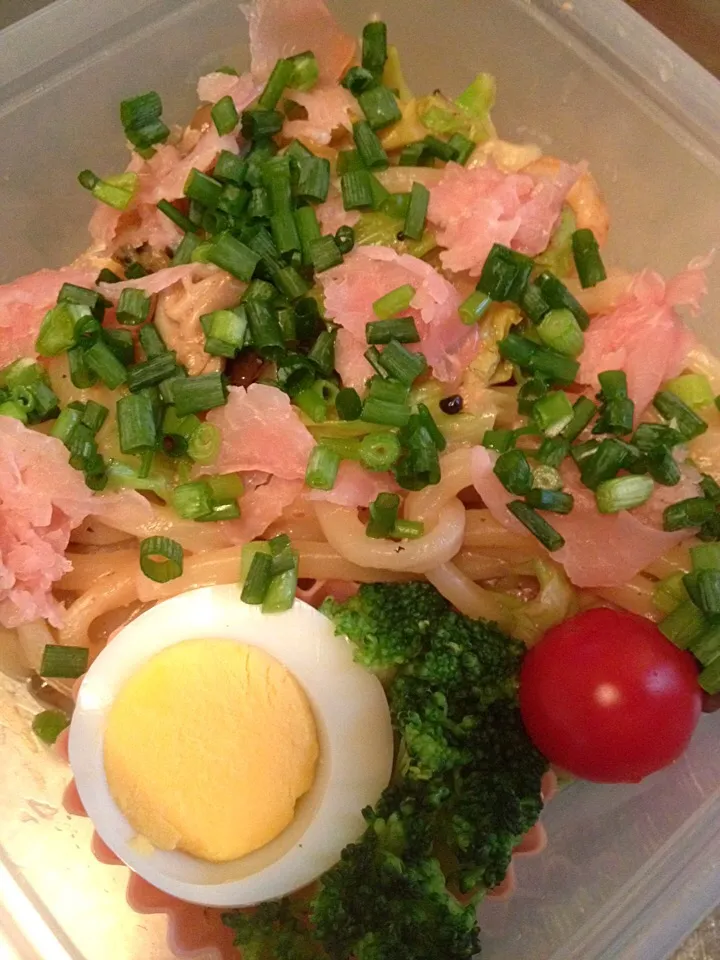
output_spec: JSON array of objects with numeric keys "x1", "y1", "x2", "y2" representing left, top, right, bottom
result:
[{"x1": 69, "y1": 586, "x2": 394, "y2": 907}]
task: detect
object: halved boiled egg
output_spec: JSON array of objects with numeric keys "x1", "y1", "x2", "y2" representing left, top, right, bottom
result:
[{"x1": 69, "y1": 585, "x2": 393, "y2": 907}]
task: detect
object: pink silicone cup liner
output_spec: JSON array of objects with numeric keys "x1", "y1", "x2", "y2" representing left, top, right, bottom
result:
[{"x1": 55, "y1": 583, "x2": 556, "y2": 957}]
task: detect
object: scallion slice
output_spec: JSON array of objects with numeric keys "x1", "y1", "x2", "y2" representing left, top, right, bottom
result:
[
  {"x1": 663, "y1": 496, "x2": 716, "y2": 532},
  {"x1": 507, "y1": 500, "x2": 565, "y2": 551},
  {"x1": 40, "y1": 644, "x2": 89, "y2": 679},
  {"x1": 32, "y1": 709, "x2": 70, "y2": 745},
  {"x1": 366, "y1": 316, "x2": 420, "y2": 345},
  {"x1": 358, "y1": 84, "x2": 401, "y2": 130},
  {"x1": 536, "y1": 308, "x2": 584, "y2": 357},
  {"x1": 362, "y1": 21, "x2": 388, "y2": 76},
  {"x1": 258, "y1": 57, "x2": 294, "y2": 110},
  {"x1": 572, "y1": 228, "x2": 607, "y2": 289},
  {"x1": 335, "y1": 387, "x2": 363, "y2": 421},
  {"x1": 287, "y1": 51, "x2": 319, "y2": 91},
  {"x1": 533, "y1": 391, "x2": 574, "y2": 437},
  {"x1": 172, "y1": 372, "x2": 228, "y2": 416},
  {"x1": 459, "y1": 290, "x2": 492, "y2": 325},
  {"x1": 117, "y1": 288, "x2": 151, "y2": 326},
  {"x1": 654, "y1": 389, "x2": 709, "y2": 441},
  {"x1": 310, "y1": 235, "x2": 344, "y2": 272},
  {"x1": 535, "y1": 271, "x2": 591, "y2": 331},
  {"x1": 403, "y1": 182, "x2": 429, "y2": 241},
  {"x1": 359, "y1": 431, "x2": 401, "y2": 471},
  {"x1": 376, "y1": 339, "x2": 426, "y2": 385},
  {"x1": 173, "y1": 481, "x2": 214, "y2": 520},
  {"x1": 482, "y1": 429, "x2": 515, "y2": 454},
  {"x1": 305, "y1": 444, "x2": 341, "y2": 490},
  {"x1": 187, "y1": 422, "x2": 221, "y2": 465},
  {"x1": 372, "y1": 284, "x2": 416, "y2": 320},
  {"x1": 341, "y1": 169, "x2": 374, "y2": 210},
  {"x1": 494, "y1": 449, "x2": 533, "y2": 496},
  {"x1": 205, "y1": 232, "x2": 260, "y2": 281},
  {"x1": 139, "y1": 536, "x2": 183, "y2": 583},
  {"x1": 526, "y1": 488, "x2": 574, "y2": 514},
  {"x1": 353, "y1": 120, "x2": 389, "y2": 170},
  {"x1": 361, "y1": 396, "x2": 411, "y2": 428},
  {"x1": 478, "y1": 244, "x2": 533, "y2": 303},
  {"x1": 366, "y1": 492, "x2": 400, "y2": 539},
  {"x1": 595, "y1": 475, "x2": 653, "y2": 513},
  {"x1": 83, "y1": 340, "x2": 128, "y2": 390}
]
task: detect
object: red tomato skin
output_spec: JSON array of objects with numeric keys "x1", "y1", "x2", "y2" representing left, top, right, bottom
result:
[{"x1": 519, "y1": 608, "x2": 702, "y2": 783}]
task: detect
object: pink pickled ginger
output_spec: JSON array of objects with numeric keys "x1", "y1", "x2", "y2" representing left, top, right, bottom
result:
[
  {"x1": 577, "y1": 264, "x2": 706, "y2": 418},
  {"x1": 244, "y1": 0, "x2": 355, "y2": 84},
  {"x1": 427, "y1": 161, "x2": 579, "y2": 277},
  {"x1": 200, "y1": 384, "x2": 315, "y2": 479},
  {"x1": 319, "y1": 246, "x2": 478, "y2": 387},
  {"x1": 0, "y1": 267, "x2": 98, "y2": 368},
  {"x1": 197, "y1": 71, "x2": 259, "y2": 108},
  {"x1": 283, "y1": 85, "x2": 356, "y2": 145},
  {"x1": 471, "y1": 446, "x2": 690, "y2": 589},
  {"x1": 0, "y1": 418, "x2": 95, "y2": 628}
]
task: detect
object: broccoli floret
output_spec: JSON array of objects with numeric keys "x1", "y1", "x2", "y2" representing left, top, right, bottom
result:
[
  {"x1": 311, "y1": 809, "x2": 479, "y2": 960},
  {"x1": 320, "y1": 581, "x2": 450, "y2": 670},
  {"x1": 225, "y1": 582, "x2": 548, "y2": 960},
  {"x1": 222, "y1": 899, "x2": 324, "y2": 960}
]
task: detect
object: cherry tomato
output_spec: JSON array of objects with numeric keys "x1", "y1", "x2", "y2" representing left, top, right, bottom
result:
[{"x1": 519, "y1": 608, "x2": 702, "y2": 783}]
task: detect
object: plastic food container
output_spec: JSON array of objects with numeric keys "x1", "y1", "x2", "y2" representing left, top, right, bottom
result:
[{"x1": 1, "y1": 1, "x2": 720, "y2": 958}]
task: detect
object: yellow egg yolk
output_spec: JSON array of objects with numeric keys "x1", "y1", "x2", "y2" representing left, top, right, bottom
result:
[{"x1": 103, "y1": 638, "x2": 319, "y2": 862}]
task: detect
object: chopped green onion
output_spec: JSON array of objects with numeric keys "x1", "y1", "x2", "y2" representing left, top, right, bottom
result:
[
  {"x1": 127, "y1": 351, "x2": 178, "y2": 392},
  {"x1": 308, "y1": 329, "x2": 337, "y2": 376},
  {"x1": 125, "y1": 262, "x2": 149, "y2": 280},
  {"x1": 376, "y1": 339, "x2": 426, "y2": 385},
  {"x1": 312, "y1": 379, "x2": 339, "y2": 405},
  {"x1": 403, "y1": 182, "x2": 429, "y2": 242},
  {"x1": 633, "y1": 422, "x2": 680, "y2": 453},
  {"x1": 188, "y1": 422, "x2": 221, "y2": 464},
  {"x1": 78, "y1": 170, "x2": 139, "y2": 210},
  {"x1": 83, "y1": 340, "x2": 128, "y2": 389},
  {"x1": 117, "y1": 393, "x2": 157, "y2": 453},
  {"x1": 294, "y1": 205, "x2": 322, "y2": 265},
  {"x1": 203, "y1": 308, "x2": 248, "y2": 355},
  {"x1": 526, "y1": 489, "x2": 574, "y2": 513},
  {"x1": 171, "y1": 232, "x2": 202, "y2": 266},
  {"x1": 362, "y1": 21, "x2": 388, "y2": 77},
  {"x1": 294, "y1": 388, "x2": 327, "y2": 423},
  {"x1": 358, "y1": 85, "x2": 401, "y2": 130},
  {"x1": 139, "y1": 536, "x2": 183, "y2": 583},
  {"x1": 537, "y1": 436, "x2": 570, "y2": 468},
  {"x1": 571, "y1": 439, "x2": 600, "y2": 464},
  {"x1": 81, "y1": 400, "x2": 109, "y2": 434},
  {"x1": 96, "y1": 267, "x2": 121, "y2": 284},
  {"x1": 366, "y1": 316, "x2": 420, "y2": 345},
  {"x1": 448, "y1": 132, "x2": 475, "y2": 165},
  {"x1": 51, "y1": 406, "x2": 83, "y2": 443},
  {"x1": 686, "y1": 569, "x2": 720, "y2": 617},
  {"x1": 699, "y1": 658, "x2": 720, "y2": 695},
  {"x1": 701, "y1": 474, "x2": 720, "y2": 504},
  {"x1": 341, "y1": 65, "x2": 376, "y2": 95},
  {"x1": 353, "y1": 120, "x2": 389, "y2": 170},
  {"x1": 139, "y1": 324, "x2": 167, "y2": 359},
  {"x1": 494, "y1": 449, "x2": 533, "y2": 496},
  {"x1": 205, "y1": 232, "x2": 260, "y2": 281},
  {"x1": 652, "y1": 572, "x2": 688, "y2": 614},
  {"x1": 663, "y1": 496, "x2": 716, "y2": 532},
  {"x1": 116, "y1": 288, "x2": 151, "y2": 326},
  {"x1": 241, "y1": 108, "x2": 284, "y2": 140},
  {"x1": 654, "y1": 390, "x2": 708, "y2": 441},
  {"x1": 172, "y1": 372, "x2": 228, "y2": 416},
  {"x1": 214, "y1": 150, "x2": 247, "y2": 185},
  {"x1": 361, "y1": 396, "x2": 411, "y2": 427},
  {"x1": 287, "y1": 51, "x2": 319, "y2": 91},
  {"x1": 691, "y1": 543, "x2": 720, "y2": 571},
  {"x1": 417, "y1": 403, "x2": 446, "y2": 451},
  {"x1": 335, "y1": 387, "x2": 363, "y2": 421},
  {"x1": 595, "y1": 474, "x2": 653, "y2": 513},
  {"x1": 659, "y1": 599, "x2": 707, "y2": 649},
  {"x1": 305, "y1": 444, "x2": 341, "y2": 490},
  {"x1": 32, "y1": 709, "x2": 70, "y2": 745},
  {"x1": 206, "y1": 474, "x2": 244, "y2": 501},
  {"x1": 262, "y1": 155, "x2": 293, "y2": 213},
  {"x1": 310, "y1": 235, "x2": 344, "y2": 272},
  {"x1": 341, "y1": 169, "x2": 374, "y2": 210},
  {"x1": 217, "y1": 183, "x2": 250, "y2": 217},
  {"x1": 270, "y1": 212, "x2": 300, "y2": 257},
  {"x1": 535, "y1": 271, "x2": 591, "y2": 331},
  {"x1": 173, "y1": 480, "x2": 214, "y2": 519},
  {"x1": 337, "y1": 149, "x2": 365, "y2": 175},
  {"x1": 199, "y1": 500, "x2": 241, "y2": 522},
  {"x1": 482, "y1": 429, "x2": 515, "y2": 453},
  {"x1": 39, "y1": 644, "x2": 89, "y2": 679},
  {"x1": 664, "y1": 373, "x2": 714, "y2": 411},
  {"x1": 241, "y1": 550, "x2": 273, "y2": 604},
  {"x1": 531, "y1": 464, "x2": 563, "y2": 491},
  {"x1": 359, "y1": 431, "x2": 401, "y2": 471},
  {"x1": 248, "y1": 186, "x2": 271, "y2": 219},
  {"x1": 579, "y1": 437, "x2": 627, "y2": 489},
  {"x1": 262, "y1": 559, "x2": 299, "y2": 613},
  {"x1": 422, "y1": 135, "x2": 455, "y2": 162},
  {"x1": 688, "y1": 623, "x2": 720, "y2": 666},
  {"x1": 561, "y1": 396, "x2": 596, "y2": 442},
  {"x1": 536, "y1": 308, "x2": 584, "y2": 357},
  {"x1": 58, "y1": 283, "x2": 106, "y2": 318},
  {"x1": 392, "y1": 519, "x2": 425, "y2": 540},
  {"x1": 295, "y1": 156, "x2": 331, "y2": 203},
  {"x1": 498, "y1": 332, "x2": 580, "y2": 384},
  {"x1": 35, "y1": 303, "x2": 83, "y2": 357},
  {"x1": 66, "y1": 347, "x2": 97, "y2": 389},
  {"x1": 533, "y1": 391, "x2": 574, "y2": 437},
  {"x1": 477, "y1": 244, "x2": 533, "y2": 303},
  {"x1": 368, "y1": 376, "x2": 409, "y2": 404},
  {"x1": 459, "y1": 290, "x2": 492, "y2": 325},
  {"x1": 183, "y1": 168, "x2": 223, "y2": 208},
  {"x1": 572, "y1": 229, "x2": 607, "y2": 288},
  {"x1": 319, "y1": 437, "x2": 362, "y2": 460},
  {"x1": 157, "y1": 199, "x2": 200, "y2": 235},
  {"x1": 120, "y1": 91, "x2": 169, "y2": 149},
  {"x1": 520, "y1": 282, "x2": 551, "y2": 325},
  {"x1": 366, "y1": 492, "x2": 400, "y2": 539},
  {"x1": 507, "y1": 500, "x2": 565, "y2": 551},
  {"x1": 372, "y1": 284, "x2": 416, "y2": 320},
  {"x1": 258, "y1": 58, "x2": 294, "y2": 110},
  {"x1": 274, "y1": 266, "x2": 309, "y2": 301},
  {"x1": 646, "y1": 449, "x2": 681, "y2": 487},
  {"x1": 162, "y1": 407, "x2": 200, "y2": 441}
]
